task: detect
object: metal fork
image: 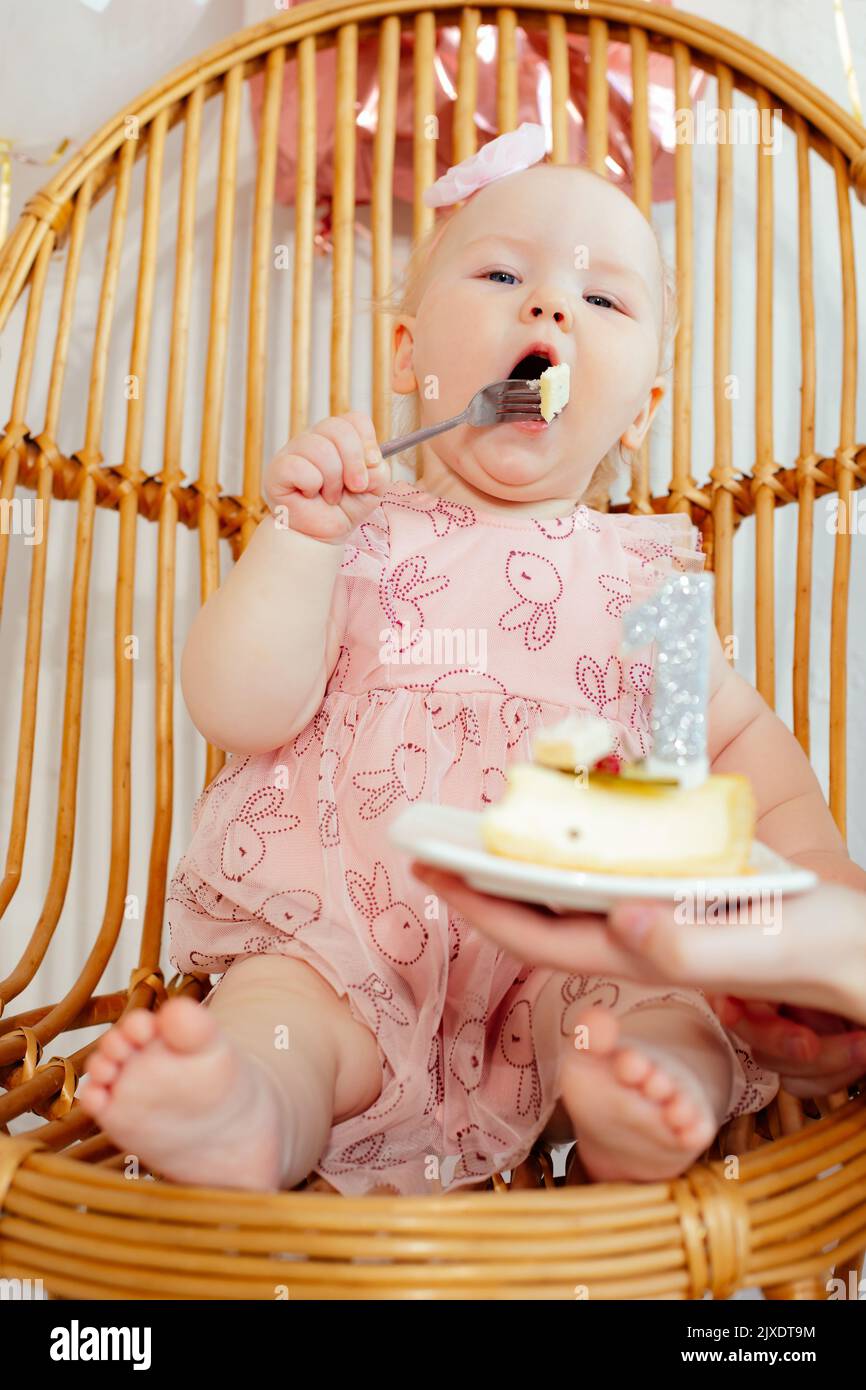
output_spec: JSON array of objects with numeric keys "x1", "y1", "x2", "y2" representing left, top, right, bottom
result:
[{"x1": 379, "y1": 378, "x2": 543, "y2": 460}]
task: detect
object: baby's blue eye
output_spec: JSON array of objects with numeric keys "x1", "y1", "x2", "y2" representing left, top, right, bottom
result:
[
  {"x1": 585, "y1": 294, "x2": 617, "y2": 310},
  {"x1": 483, "y1": 270, "x2": 519, "y2": 285}
]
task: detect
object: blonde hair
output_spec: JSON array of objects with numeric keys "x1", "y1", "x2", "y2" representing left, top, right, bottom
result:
[{"x1": 363, "y1": 161, "x2": 677, "y2": 507}]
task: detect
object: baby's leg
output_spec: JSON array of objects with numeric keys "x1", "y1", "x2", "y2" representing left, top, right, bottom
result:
[
  {"x1": 552, "y1": 999, "x2": 735, "y2": 1182},
  {"x1": 78, "y1": 954, "x2": 383, "y2": 1192}
]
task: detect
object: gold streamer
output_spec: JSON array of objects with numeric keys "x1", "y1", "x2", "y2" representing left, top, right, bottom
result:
[
  {"x1": 0, "y1": 136, "x2": 72, "y2": 252},
  {"x1": 833, "y1": 0, "x2": 863, "y2": 125}
]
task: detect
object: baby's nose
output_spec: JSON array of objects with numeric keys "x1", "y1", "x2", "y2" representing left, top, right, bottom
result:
[{"x1": 524, "y1": 291, "x2": 572, "y2": 329}]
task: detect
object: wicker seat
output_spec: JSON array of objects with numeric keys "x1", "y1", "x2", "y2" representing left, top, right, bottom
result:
[{"x1": 1, "y1": 0, "x2": 866, "y2": 1300}]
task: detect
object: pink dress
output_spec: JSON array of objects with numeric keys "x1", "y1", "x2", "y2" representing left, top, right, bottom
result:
[{"x1": 165, "y1": 478, "x2": 779, "y2": 1195}]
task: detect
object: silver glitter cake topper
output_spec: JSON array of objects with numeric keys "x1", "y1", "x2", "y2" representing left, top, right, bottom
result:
[{"x1": 619, "y1": 572, "x2": 714, "y2": 790}]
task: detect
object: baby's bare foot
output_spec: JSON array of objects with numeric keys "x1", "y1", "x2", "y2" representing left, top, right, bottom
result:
[
  {"x1": 557, "y1": 1008, "x2": 717, "y2": 1182},
  {"x1": 77, "y1": 996, "x2": 290, "y2": 1191}
]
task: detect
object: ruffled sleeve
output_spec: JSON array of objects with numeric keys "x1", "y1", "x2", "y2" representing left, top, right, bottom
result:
[
  {"x1": 340, "y1": 508, "x2": 391, "y2": 584},
  {"x1": 327, "y1": 506, "x2": 391, "y2": 664},
  {"x1": 611, "y1": 510, "x2": 705, "y2": 604}
]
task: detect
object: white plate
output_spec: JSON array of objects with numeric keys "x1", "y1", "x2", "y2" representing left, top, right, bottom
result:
[{"x1": 388, "y1": 802, "x2": 818, "y2": 913}]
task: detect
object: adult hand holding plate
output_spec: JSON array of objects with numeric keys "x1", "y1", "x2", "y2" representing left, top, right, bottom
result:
[{"x1": 408, "y1": 861, "x2": 866, "y2": 1096}]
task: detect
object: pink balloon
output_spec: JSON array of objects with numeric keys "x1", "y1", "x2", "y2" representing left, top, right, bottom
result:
[{"x1": 249, "y1": 5, "x2": 708, "y2": 248}]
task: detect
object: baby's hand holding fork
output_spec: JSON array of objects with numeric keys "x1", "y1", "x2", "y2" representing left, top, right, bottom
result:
[{"x1": 263, "y1": 410, "x2": 392, "y2": 544}]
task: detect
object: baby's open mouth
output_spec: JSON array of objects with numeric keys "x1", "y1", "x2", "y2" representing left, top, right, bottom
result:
[
  {"x1": 502, "y1": 347, "x2": 569, "y2": 426},
  {"x1": 507, "y1": 349, "x2": 557, "y2": 381}
]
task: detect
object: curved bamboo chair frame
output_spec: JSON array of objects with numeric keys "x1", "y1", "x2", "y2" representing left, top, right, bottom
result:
[{"x1": 1, "y1": 0, "x2": 865, "y2": 1301}]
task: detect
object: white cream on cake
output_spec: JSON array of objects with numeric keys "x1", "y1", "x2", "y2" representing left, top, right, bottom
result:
[
  {"x1": 537, "y1": 362, "x2": 570, "y2": 422},
  {"x1": 531, "y1": 712, "x2": 614, "y2": 773}
]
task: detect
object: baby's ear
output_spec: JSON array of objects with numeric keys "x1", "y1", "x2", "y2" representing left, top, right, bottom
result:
[
  {"x1": 392, "y1": 316, "x2": 418, "y2": 393},
  {"x1": 622, "y1": 375, "x2": 665, "y2": 451}
]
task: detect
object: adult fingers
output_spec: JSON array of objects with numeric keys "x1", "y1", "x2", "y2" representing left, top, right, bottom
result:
[
  {"x1": 606, "y1": 901, "x2": 828, "y2": 1005},
  {"x1": 723, "y1": 1010, "x2": 822, "y2": 1067},
  {"x1": 732, "y1": 1015, "x2": 866, "y2": 1077},
  {"x1": 777, "y1": 1061, "x2": 866, "y2": 1098},
  {"x1": 408, "y1": 864, "x2": 643, "y2": 976}
]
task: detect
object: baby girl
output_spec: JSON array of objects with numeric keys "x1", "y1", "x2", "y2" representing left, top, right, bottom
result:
[{"x1": 78, "y1": 124, "x2": 847, "y2": 1196}]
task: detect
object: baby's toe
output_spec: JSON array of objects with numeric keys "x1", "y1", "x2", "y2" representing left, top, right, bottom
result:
[
  {"x1": 87, "y1": 1053, "x2": 120, "y2": 1087},
  {"x1": 670, "y1": 1109, "x2": 715, "y2": 1150},
  {"x1": 99, "y1": 1027, "x2": 135, "y2": 1065},
  {"x1": 663, "y1": 1092, "x2": 710, "y2": 1138},
  {"x1": 156, "y1": 995, "x2": 219, "y2": 1054},
  {"x1": 78, "y1": 1080, "x2": 109, "y2": 1116},
  {"x1": 641, "y1": 1066, "x2": 677, "y2": 1103},
  {"x1": 691, "y1": 1114, "x2": 716, "y2": 1146},
  {"x1": 117, "y1": 1008, "x2": 158, "y2": 1047},
  {"x1": 613, "y1": 1047, "x2": 653, "y2": 1087}
]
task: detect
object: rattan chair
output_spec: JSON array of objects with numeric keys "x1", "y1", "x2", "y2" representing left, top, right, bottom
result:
[{"x1": 1, "y1": 0, "x2": 866, "y2": 1300}]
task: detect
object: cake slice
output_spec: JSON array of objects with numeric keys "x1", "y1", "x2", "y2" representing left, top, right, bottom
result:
[
  {"x1": 480, "y1": 762, "x2": 756, "y2": 876},
  {"x1": 538, "y1": 362, "x2": 570, "y2": 422}
]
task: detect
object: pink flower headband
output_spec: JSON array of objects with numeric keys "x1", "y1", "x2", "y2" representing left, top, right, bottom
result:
[{"x1": 422, "y1": 121, "x2": 548, "y2": 208}]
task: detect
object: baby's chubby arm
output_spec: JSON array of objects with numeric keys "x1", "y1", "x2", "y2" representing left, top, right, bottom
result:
[
  {"x1": 180, "y1": 414, "x2": 390, "y2": 755},
  {"x1": 706, "y1": 626, "x2": 866, "y2": 891},
  {"x1": 182, "y1": 521, "x2": 344, "y2": 755}
]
